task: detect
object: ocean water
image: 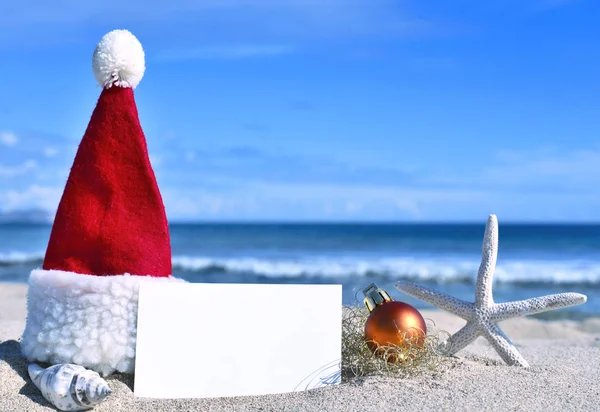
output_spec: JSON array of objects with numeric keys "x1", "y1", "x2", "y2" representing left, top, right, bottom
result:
[{"x1": 1, "y1": 223, "x2": 598, "y2": 319}]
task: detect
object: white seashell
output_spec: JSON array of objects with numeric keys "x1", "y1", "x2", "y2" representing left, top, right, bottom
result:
[{"x1": 28, "y1": 363, "x2": 112, "y2": 411}]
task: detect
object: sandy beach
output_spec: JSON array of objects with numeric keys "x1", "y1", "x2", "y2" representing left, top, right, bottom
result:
[{"x1": 1, "y1": 282, "x2": 599, "y2": 411}]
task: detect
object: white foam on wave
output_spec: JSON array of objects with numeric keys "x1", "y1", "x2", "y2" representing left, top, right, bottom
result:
[
  {"x1": 0, "y1": 251, "x2": 44, "y2": 265},
  {"x1": 171, "y1": 255, "x2": 600, "y2": 285},
  {"x1": 3, "y1": 250, "x2": 598, "y2": 285}
]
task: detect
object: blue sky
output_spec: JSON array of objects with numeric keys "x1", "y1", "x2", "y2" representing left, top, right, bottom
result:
[{"x1": 0, "y1": 0, "x2": 599, "y2": 222}]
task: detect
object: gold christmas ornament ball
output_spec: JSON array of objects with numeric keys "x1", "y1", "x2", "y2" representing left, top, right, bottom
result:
[
  {"x1": 364, "y1": 301, "x2": 427, "y2": 351},
  {"x1": 361, "y1": 284, "x2": 427, "y2": 362}
]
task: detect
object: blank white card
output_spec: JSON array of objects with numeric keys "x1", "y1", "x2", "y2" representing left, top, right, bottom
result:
[{"x1": 134, "y1": 283, "x2": 342, "y2": 398}]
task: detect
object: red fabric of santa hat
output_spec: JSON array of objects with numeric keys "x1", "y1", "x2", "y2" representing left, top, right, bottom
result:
[{"x1": 21, "y1": 29, "x2": 184, "y2": 376}]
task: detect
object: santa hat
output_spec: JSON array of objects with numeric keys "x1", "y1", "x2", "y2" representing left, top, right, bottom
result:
[{"x1": 21, "y1": 30, "x2": 184, "y2": 376}]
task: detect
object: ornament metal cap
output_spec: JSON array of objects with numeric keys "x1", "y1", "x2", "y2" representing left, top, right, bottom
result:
[{"x1": 362, "y1": 283, "x2": 393, "y2": 313}]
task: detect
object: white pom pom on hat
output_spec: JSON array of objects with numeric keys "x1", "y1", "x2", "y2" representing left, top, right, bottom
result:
[{"x1": 92, "y1": 29, "x2": 145, "y2": 89}]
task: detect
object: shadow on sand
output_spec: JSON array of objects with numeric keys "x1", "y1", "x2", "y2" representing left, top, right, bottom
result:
[
  {"x1": 0, "y1": 339, "x2": 53, "y2": 409},
  {"x1": 1, "y1": 339, "x2": 136, "y2": 406}
]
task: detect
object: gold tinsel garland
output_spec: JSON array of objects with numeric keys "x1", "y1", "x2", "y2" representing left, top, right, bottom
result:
[{"x1": 341, "y1": 305, "x2": 450, "y2": 381}]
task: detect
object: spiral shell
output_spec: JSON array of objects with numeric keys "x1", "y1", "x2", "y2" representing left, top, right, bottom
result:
[{"x1": 28, "y1": 363, "x2": 112, "y2": 411}]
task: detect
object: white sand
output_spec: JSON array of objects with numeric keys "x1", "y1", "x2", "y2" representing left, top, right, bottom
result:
[{"x1": 1, "y1": 282, "x2": 599, "y2": 411}]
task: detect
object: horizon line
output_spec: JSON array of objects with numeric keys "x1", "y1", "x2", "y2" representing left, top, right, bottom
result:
[{"x1": 2, "y1": 219, "x2": 600, "y2": 226}]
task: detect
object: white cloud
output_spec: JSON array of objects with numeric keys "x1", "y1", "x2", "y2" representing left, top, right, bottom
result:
[
  {"x1": 483, "y1": 149, "x2": 600, "y2": 186},
  {"x1": 1, "y1": 0, "x2": 429, "y2": 48},
  {"x1": 43, "y1": 147, "x2": 59, "y2": 157},
  {"x1": 1, "y1": 1, "x2": 404, "y2": 25},
  {"x1": 158, "y1": 45, "x2": 295, "y2": 61},
  {"x1": 532, "y1": 0, "x2": 578, "y2": 11},
  {"x1": 185, "y1": 151, "x2": 196, "y2": 163},
  {"x1": 0, "y1": 131, "x2": 18, "y2": 147},
  {"x1": 0, "y1": 160, "x2": 37, "y2": 177},
  {"x1": 158, "y1": 171, "x2": 600, "y2": 221},
  {"x1": 161, "y1": 190, "x2": 226, "y2": 217},
  {"x1": 160, "y1": 182, "x2": 486, "y2": 221},
  {"x1": 1, "y1": 184, "x2": 63, "y2": 212},
  {"x1": 149, "y1": 154, "x2": 162, "y2": 167},
  {"x1": 4, "y1": 166, "x2": 599, "y2": 221},
  {"x1": 344, "y1": 201, "x2": 363, "y2": 214},
  {"x1": 425, "y1": 148, "x2": 600, "y2": 192},
  {"x1": 164, "y1": 130, "x2": 177, "y2": 140},
  {"x1": 394, "y1": 199, "x2": 421, "y2": 218},
  {"x1": 3, "y1": 135, "x2": 599, "y2": 221}
]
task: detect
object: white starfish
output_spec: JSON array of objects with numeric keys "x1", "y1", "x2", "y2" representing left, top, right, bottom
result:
[{"x1": 395, "y1": 214, "x2": 587, "y2": 367}]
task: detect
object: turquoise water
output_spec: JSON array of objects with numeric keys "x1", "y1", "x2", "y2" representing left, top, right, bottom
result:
[{"x1": 1, "y1": 222, "x2": 598, "y2": 319}]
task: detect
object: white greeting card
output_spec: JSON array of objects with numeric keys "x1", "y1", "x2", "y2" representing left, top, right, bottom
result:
[{"x1": 134, "y1": 283, "x2": 342, "y2": 398}]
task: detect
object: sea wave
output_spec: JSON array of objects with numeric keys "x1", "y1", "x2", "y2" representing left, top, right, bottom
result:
[
  {"x1": 3, "y1": 252, "x2": 598, "y2": 286},
  {"x1": 171, "y1": 256, "x2": 600, "y2": 286},
  {"x1": 0, "y1": 252, "x2": 44, "y2": 266}
]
